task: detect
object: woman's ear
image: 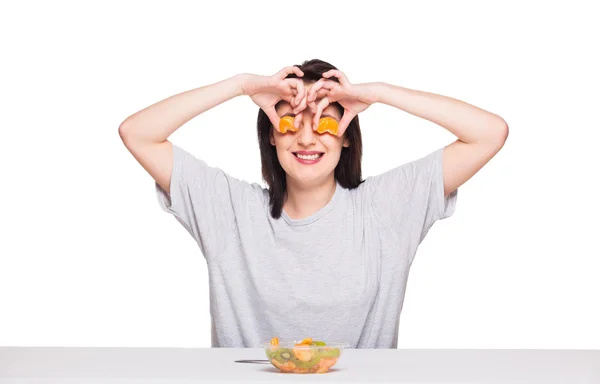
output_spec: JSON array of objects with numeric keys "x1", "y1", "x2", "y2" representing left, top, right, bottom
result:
[
  {"x1": 270, "y1": 127, "x2": 276, "y2": 146},
  {"x1": 342, "y1": 136, "x2": 350, "y2": 147}
]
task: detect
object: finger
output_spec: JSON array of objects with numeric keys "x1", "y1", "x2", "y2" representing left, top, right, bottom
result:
[
  {"x1": 277, "y1": 66, "x2": 304, "y2": 79},
  {"x1": 294, "y1": 111, "x2": 303, "y2": 129},
  {"x1": 312, "y1": 97, "x2": 330, "y2": 129},
  {"x1": 293, "y1": 92, "x2": 307, "y2": 115},
  {"x1": 263, "y1": 107, "x2": 282, "y2": 132},
  {"x1": 322, "y1": 69, "x2": 349, "y2": 86},
  {"x1": 292, "y1": 87, "x2": 306, "y2": 112},
  {"x1": 294, "y1": 80, "x2": 306, "y2": 109},
  {"x1": 309, "y1": 80, "x2": 337, "y2": 102},
  {"x1": 307, "y1": 90, "x2": 328, "y2": 114},
  {"x1": 337, "y1": 111, "x2": 355, "y2": 137},
  {"x1": 308, "y1": 99, "x2": 317, "y2": 114},
  {"x1": 292, "y1": 66, "x2": 304, "y2": 77},
  {"x1": 316, "y1": 89, "x2": 329, "y2": 99},
  {"x1": 284, "y1": 78, "x2": 304, "y2": 104},
  {"x1": 307, "y1": 78, "x2": 326, "y2": 103}
]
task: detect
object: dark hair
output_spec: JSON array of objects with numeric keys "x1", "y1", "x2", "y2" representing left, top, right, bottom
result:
[{"x1": 257, "y1": 59, "x2": 364, "y2": 219}]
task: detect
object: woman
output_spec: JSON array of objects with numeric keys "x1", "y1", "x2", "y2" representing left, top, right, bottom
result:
[{"x1": 118, "y1": 59, "x2": 508, "y2": 348}]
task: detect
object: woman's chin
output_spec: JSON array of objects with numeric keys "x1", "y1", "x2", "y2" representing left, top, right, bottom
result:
[{"x1": 287, "y1": 169, "x2": 334, "y2": 186}]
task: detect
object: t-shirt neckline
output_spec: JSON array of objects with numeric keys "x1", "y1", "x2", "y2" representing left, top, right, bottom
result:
[{"x1": 281, "y1": 181, "x2": 343, "y2": 226}]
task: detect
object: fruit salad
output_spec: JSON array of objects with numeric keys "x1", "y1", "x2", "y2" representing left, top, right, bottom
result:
[{"x1": 265, "y1": 337, "x2": 343, "y2": 374}]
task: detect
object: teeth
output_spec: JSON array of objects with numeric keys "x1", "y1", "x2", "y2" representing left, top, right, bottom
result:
[{"x1": 297, "y1": 153, "x2": 321, "y2": 160}]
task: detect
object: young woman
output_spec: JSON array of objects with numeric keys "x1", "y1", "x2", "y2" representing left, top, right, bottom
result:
[{"x1": 119, "y1": 59, "x2": 508, "y2": 349}]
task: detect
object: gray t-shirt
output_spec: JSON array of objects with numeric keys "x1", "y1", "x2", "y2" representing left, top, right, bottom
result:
[{"x1": 156, "y1": 144, "x2": 457, "y2": 348}]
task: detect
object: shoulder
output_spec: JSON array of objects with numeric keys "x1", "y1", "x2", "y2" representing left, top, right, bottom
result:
[
  {"x1": 169, "y1": 143, "x2": 269, "y2": 203},
  {"x1": 352, "y1": 147, "x2": 456, "y2": 223},
  {"x1": 358, "y1": 148, "x2": 443, "y2": 195}
]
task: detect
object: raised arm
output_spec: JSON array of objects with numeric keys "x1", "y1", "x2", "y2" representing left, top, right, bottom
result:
[
  {"x1": 371, "y1": 82, "x2": 509, "y2": 197},
  {"x1": 118, "y1": 66, "x2": 306, "y2": 194},
  {"x1": 118, "y1": 74, "x2": 247, "y2": 194},
  {"x1": 307, "y1": 71, "x2": 509, "y2": 197}
]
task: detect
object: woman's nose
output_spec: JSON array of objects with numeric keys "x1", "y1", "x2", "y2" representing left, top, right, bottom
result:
[{"x1": 296, "y1": 114, "x2": 316, "y2": 145}]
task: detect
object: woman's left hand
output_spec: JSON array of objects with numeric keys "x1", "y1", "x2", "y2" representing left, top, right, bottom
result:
[{"x1": 306, "y1": 70, "x2": 377, "y2": 136}]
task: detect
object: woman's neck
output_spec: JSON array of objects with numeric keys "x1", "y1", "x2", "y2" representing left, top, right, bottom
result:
[{"x1": 283, "y1": 176, "x2": 337, "y2": 220}]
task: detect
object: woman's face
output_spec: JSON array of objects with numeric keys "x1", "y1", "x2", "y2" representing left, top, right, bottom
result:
[{"x1": 270, "y1": 94, "x2": 349, "y2": 188}]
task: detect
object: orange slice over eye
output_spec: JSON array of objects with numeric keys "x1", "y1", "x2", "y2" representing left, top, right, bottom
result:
[
  {"x1": 316, "y1": 117, "x2": 339, "y2": 135},
  {"x1": 278, "y1": 116, "x2": 298, "y2": 133}
]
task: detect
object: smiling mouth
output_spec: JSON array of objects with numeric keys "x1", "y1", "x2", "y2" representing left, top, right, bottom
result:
[{"x1": 292, "y1": 152, "x2": 324, "y2": 160}]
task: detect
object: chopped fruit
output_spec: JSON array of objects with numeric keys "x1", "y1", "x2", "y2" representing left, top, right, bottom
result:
[
  {"x1": 293, "y1": 348, "x2": 313, "y2": 362},
  {"x1": 316, "y1": 117, "x2": 339, "y2": 135},
  {"x1": 266, "y1": 337, "x2": 342, "y2": 374},
  {"x1": 271, "y1": 358, "x2": 296, "y2": 372},
  {"x1": 315, "y1": 357, "x2": 338, "y2": 373},
  {"x1": 274, "y1": 348, "x2": 293, "y2": 364},
  {"x1": 279, "y1": 116, "x2": 298, "y2": 133},
  {"x1": 320, "y1": 347, "x2": 340, "y2": 358}
]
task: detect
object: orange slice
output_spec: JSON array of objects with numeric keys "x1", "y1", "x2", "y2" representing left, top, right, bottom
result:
[
  {"x1": 278, "y1": 116, "x2": 298, "y2": 133},
  {"x1": 293, "y1": 348, "x2": 314, "y2": 362},
  {"x1": 294, "y1": 337, "x2": 313, "y2": 347},
  {"x1": 316, "y1": 117, "x2": 339, "y2": 135}
]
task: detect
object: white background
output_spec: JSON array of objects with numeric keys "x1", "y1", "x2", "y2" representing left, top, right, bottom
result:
[{"x1": 1, "y1": 1, "x2": 598, "y2": 349}]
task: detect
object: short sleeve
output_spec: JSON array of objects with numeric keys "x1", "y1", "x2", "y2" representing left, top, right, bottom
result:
[
  {"x1": 363, "y1": 147, "x2": 458, "y2": 243},
  {"x1": 155, "y1": 144, "x2": 257, "y2": 260}
]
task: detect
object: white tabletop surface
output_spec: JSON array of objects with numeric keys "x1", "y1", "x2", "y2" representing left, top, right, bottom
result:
[{"x1": 1, "y1": 347, "x2": 599, "y2": 383}]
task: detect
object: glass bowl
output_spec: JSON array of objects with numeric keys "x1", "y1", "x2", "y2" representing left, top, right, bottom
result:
[{"x1": 261, "y1": 338, "x2": 349, "y2": 374}]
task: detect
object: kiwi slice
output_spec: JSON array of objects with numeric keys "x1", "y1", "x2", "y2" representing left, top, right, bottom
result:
[
  {"x1": 265, "y1": 348, "x2": 276, "y2": 360},
  {"x1": 274, "y1": 348, "x2": 293, "y2": 364},
  {"x1": 319, "y1": 347, "x2": 340, "y2": 358},
  {"x1": 290, "y1": 349, "x2": 321, "y2": 369}
]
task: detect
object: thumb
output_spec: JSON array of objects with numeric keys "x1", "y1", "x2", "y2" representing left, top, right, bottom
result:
[
  {"x1": 263, "y1": 107, "x2": 281, "y2": 132},
  {"x1": 337, "y1": 112, "x2": 355, "y2": 137}
]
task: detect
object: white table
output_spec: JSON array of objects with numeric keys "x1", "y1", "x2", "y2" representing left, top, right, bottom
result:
[{"x1": 1, "y1": 347, "x2": 599, "y2": 383}]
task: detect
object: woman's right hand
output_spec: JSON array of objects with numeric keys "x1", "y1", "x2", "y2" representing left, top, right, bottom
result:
[{"x1": 241, "y1": 66, "x2": 307, "y2": 130}]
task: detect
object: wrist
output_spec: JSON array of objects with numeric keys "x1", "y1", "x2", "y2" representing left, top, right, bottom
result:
[
  {"x1": 356, "y1": 82, "x2": 384, "y2": 105},
  {"x1": 371, "y1": 82, "x2": 388, "y2": 104},
  {"x1": 236, "y1": 73, "x2": 252, "y2": 96}
]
